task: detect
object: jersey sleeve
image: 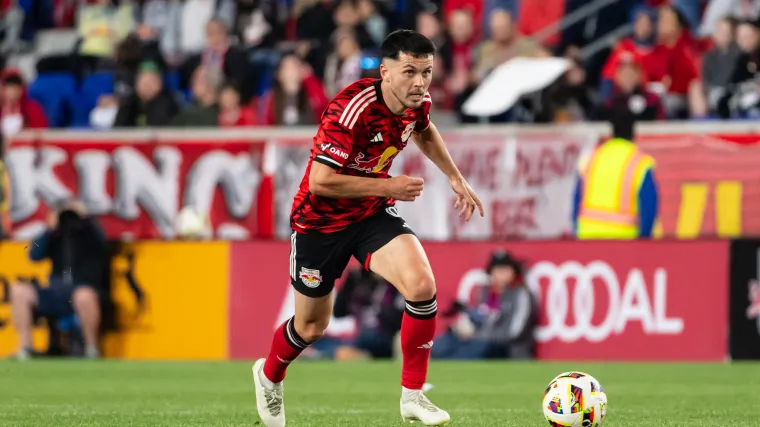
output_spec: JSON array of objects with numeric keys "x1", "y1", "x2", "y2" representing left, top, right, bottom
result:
[
  {"x1": 312, "y1": 97, "x2": 361, "y2": 169},
  {"x1": 414, "y1": 92, "x2": 433, "y2": 132}
]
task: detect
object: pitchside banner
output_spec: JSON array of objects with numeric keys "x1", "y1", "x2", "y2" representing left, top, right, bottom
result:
[
  {"x1": 7, "y1": 130, "x2": 760, "y2": 240},
  {"x1": 728, "y1": 240, "x2": 760, "y2": 360},
  {"x1": 5, "y1": 135, "x2": 270, "y2": 240},
  {"x1": 228, "y1": 240, "x2": 729, "y2": 361}
]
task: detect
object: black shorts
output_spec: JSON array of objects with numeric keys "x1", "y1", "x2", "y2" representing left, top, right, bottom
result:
[{"x1": 290, "y1": 205, "x2": 415, "y2": 298}]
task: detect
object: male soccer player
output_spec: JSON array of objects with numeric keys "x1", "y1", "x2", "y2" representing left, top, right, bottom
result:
[{"x1": 252, "y1": 29, "x2": 484, "y2": 426}]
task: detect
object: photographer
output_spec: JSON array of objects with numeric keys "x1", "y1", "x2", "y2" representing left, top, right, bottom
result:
[
  {"x1": 433, "y1": 251, "x2": 537, "y2": 360},
  {"x1": 10, "y1": 200, "x2": 108, "y2": 360}
]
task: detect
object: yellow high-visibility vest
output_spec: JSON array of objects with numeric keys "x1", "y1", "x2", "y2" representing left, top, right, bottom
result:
[{"x1": 576, "y1": 138, "x2": 654, "y2": 240}]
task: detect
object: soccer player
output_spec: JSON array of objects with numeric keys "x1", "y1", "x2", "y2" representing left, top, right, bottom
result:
[{"x1": 252, "y1": 29, "x2": 484, "y2": 426}]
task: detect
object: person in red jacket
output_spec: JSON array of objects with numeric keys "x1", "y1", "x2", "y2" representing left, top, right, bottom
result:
[
  {"x1": 0, "y1": 69, "x2": 47, "y2": 139},
  {"x1": 600, "y1": 6, "x2": 656, "y2": 97},
  {"x1": 218, "y1": 82, "x2": 257, "y2": 127},
  {"x1": 259, "y1": 53, "x2": 329, "y2": 126}
]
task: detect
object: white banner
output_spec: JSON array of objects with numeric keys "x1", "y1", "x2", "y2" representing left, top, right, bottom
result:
[{"x1": 389, "y1": 131, "x2": 598, "y2": 240}]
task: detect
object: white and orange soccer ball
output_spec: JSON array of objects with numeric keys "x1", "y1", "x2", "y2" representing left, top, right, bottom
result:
[{"x1": 542, "y1": 371, "x2": 607, "y2": 427}]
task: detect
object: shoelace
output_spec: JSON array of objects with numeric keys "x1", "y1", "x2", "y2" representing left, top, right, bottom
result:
[
  {"x1": 264, "y1": 387, "x2": 283, "y2": 416},
  {"x1": 406, "y1": 391, "x2": 439, "y2": 412}
]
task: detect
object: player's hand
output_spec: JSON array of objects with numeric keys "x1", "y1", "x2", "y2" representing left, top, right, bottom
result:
[
  {"x1": 387, "y1": 175, "x2": 424, "y2": 202},
  {"x1": 450, "y1": 175, "x2": 484, "y2": 221}
]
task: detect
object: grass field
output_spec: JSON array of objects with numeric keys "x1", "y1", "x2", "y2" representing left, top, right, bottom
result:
[{"x1": 1, "y1": 360, "x2": 759, "y2": 426}]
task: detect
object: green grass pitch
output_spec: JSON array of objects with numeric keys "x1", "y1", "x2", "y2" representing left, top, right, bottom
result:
[{"x1": 1, "y1": 360, "x2": 759, "y2": 426}]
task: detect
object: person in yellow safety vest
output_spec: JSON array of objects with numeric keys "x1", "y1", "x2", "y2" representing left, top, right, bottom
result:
[{"x1": 572, "y1": 113, "x2": 658, "y2": 239}]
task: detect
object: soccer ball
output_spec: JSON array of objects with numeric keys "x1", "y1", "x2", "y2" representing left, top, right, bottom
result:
[
  {"x1": 175, "y1": 205, "x2": 210, "y2": 239},
  {"x1": 542, "y1": 371, "x2": 607, "y2": 427}
]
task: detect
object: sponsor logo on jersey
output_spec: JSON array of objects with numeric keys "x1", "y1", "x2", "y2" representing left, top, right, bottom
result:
[
  {"x1": 299, "y1": 267, "x2": 322, "y2": 288},
  {"x1": 347, "y1": 146, "x2": 398, "y2": 173},
  {"x1": 320, "y1": 143, "x2": 349, "y2": 160}
]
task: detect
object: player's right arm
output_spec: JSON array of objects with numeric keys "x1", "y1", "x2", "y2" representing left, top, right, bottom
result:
[
  {"x1": 310, "y1": 162, "x2": 423, "y2": 201},
  {"x1": 309, "y1": 86, "x2": 423, "y2": 201}
]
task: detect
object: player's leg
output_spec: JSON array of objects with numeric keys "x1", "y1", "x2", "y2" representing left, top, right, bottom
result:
[
  {"x1": 253, "y1": 230, "x2": 350, "y2": 427},
  {"x1": 354, "y1": 207, "x2": 449, "y2": 425}
]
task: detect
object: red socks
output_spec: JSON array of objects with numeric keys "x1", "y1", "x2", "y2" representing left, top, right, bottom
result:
[
  {"x1": 263, "y1": 317, "x2": 310, "y2": 383},
  {"x1": 400, "y1": 296, "x2": 438, "y2": 390}
]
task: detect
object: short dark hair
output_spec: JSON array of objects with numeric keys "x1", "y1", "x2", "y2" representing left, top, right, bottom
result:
[{"x1": 381, "y1": 30, "x2": 436, "y2": 60}]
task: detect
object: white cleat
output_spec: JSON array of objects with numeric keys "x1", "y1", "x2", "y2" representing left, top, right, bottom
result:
[
  {"x1": 400, "y1": 389, "x2": 451, "y2": 426},
  {"x1": 252, "y1": 358, "x2": 286, "y2": 427}
]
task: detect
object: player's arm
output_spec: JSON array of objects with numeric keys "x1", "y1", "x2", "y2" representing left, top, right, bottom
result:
[
  {"x1": 413, "y1": 121, "x2": 461, "y2": 180},
  {"x1": 309, "y1": 162, "x2": 422, "y2": 201},
  {"x1": 413, "y1": 122, "x2": 485, "y2": 219}
]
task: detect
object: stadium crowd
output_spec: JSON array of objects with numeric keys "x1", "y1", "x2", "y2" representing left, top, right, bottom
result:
[{"x1": 0, "y1": 0, "x2": 759, "y2": 134}]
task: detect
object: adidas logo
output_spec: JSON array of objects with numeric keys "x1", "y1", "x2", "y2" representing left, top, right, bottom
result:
[
  {"x1": 417, "y1": 340, "x2": 434, "y2": 350},
  {"x1": 371, "y1": 133, "x2": 383, "y2": 143}
]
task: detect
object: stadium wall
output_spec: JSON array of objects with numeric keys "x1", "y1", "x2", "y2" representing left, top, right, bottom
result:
[{"x1": 0, "y1": 240, "x2": 731, "y2": 362}]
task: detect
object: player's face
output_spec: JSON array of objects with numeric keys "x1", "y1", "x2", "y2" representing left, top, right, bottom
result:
[{"x1": 382, "y1": 53, "x2": 433, "y2": 110}]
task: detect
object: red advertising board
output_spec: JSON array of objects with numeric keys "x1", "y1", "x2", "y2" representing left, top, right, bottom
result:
[
  {"x1": 228, "y1": 240, "x2": 728, "y2": 361},
  {"x1": 7, "y1": 137, "x2": 272, "y2": 240}
]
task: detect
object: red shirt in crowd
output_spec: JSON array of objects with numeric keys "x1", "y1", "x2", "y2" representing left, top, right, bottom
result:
[{"x1": 641, "y1": 32, "x2": 701, "y2": 95}]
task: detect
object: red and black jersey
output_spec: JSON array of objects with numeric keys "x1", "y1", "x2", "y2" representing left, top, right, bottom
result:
[{"x1": 290, "y1": 78, "x2": 432, "y2": 233}]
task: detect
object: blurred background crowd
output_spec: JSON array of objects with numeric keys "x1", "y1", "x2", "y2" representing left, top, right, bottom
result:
[{"x1": 0, "y1": 0, "x2": 759, "y2": 137}]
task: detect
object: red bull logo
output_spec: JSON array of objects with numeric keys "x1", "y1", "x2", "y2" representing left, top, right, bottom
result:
[
  {"x1": 348, "y1": 147, "x2": 399, "y2": 173},
  {"x1": 299, "y1": 267, "x2": 322, "y2": 288}
]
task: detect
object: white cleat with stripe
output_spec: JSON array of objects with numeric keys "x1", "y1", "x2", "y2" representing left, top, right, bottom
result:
[
  {"x1": 400, "y1": 389, "x2": 451, "y2": 426},
  {"x1": 252, "y1": 358, "x2": 286, "y2": 427}
]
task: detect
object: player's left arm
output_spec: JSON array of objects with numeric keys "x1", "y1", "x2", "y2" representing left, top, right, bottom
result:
[{"x1": 413, "y1": 121, "x2": 484, "y2": 221}]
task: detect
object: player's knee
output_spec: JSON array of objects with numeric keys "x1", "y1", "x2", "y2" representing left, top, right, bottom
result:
[
  {"x1": 403, "y1": 269, "x2": 436, "y2": 302},
  {"x1": 295, "y1": 318, "x2": 329, "y2": 343}
]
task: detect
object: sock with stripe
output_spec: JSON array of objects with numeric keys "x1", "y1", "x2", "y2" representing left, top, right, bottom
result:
[
  {"x1": 400, "y1": 295, "x2": 437, "y2": 390},
  {"x1": 262, "y1": 317, "x2": 310, "y2": 384}
]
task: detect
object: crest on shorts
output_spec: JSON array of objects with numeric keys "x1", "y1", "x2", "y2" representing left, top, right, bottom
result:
[{"x1": 299, "y1": 267, "x2": 322, "y2": 288}]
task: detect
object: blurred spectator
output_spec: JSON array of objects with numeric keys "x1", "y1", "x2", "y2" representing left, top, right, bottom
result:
[
  {"x1": 77, "y1": 0, "x2": 135, "y2": 59},
  {"x1": 433, "y1": 251, "x2": 536, "y2": 360},
  {"x1": 309, "y1": 268, "x2": 405, "y2": 360},
  {"x1": 641, "y1": 5, "x2": 704, "y2": 118},
  {"x1": 180, "y1": 0, "x2": 236, "y2": 55},
  {"x1": 0, "y1": 69, "x2": 47, "y2": 138},
  {"x1": 702, "y1": 17, "x2": 740, "y2": 113},
  {"x1": 720, "y1": 19, "x2": 760, "y2": 118},
  {"x1": 218, "y1": 82, "x2": 257, "y2": 126},
  {"x1": 1, "y1": 0, "x2": 24, "y2": 54},
  {"x1": 416, "y1": 10, "x2": 452, "y2": 109},
  {"x1": 171, "y1": 66, "x2": 220, "y2": 127},
  {"x1": 112, "y1": 35, "x2": 147, "y2": 101},
  {"x1": 296, "y1": 0, "x2": 337, "y2": 43},
  {"x1": 114, "y1": 61, "x2": 178, "y2": 127},
  {"x1": 89, "y1": 94, "x2": 120, "y2": 129},
  {"x1": 132, "y1": 0, "x2": 183, "y2": 66},
  {"x1": 0, "y1": 143, "x2": 10, "y2": 238},
  {"x1": 180, "y1": 18, "x2": 255, "y2": 104},
  {"x1": 476, "y1": 9, "x2": 548, "y2": 80},
  {"x1": 332, "y1": 0, "x2": 374, "y2": 48},
  {"x1": 537, "y1": 55, "x2": 594, "y2": 123},
  {"x1": 259, "y1": 53, "x2": 328, "y2": 125},
  {"x1": 11, "y1": 200, "x2": 108, "y2": 360},
  {"x1": 357, "y1": 0, "x2": 387, "y2": 47},
  {"x1": 601, "y1": 60, "x2": 664, "y2": 121},
  {"x1": 446, "y1": 8, "x2": 478, "y2": 117},
  {"x1": 324, "y1": 28, "x2": 363, "y2": 97},
  {"x1": 443, "y1": 0, "x2": 483, "y2": 41},
  {"x1": 700, "y1": 0, "x2": 760, "y2": 37},
  {"x1": 600, "y1": 6, "x2": 656, "y2": 98}
]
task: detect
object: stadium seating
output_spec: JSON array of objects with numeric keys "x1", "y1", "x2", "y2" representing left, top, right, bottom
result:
[
  {"x1": 71, "y1": 72, "x2": 115, "y2": 128},
  {"x1": 27, "y1": 72, "x2": 77, "y2": 127}
]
